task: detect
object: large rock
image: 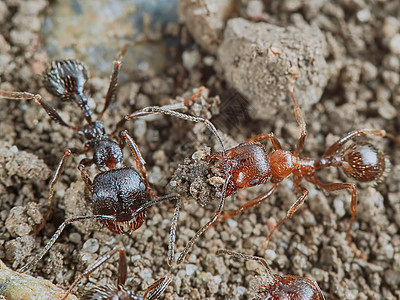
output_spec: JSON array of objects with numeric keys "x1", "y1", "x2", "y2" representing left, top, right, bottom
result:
[{"x1": 218, "y1": 18, "x2": 329, "y2": 120}]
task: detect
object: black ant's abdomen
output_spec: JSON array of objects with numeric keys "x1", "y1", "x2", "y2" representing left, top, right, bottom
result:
[
  {"x1": 341, "y1": 142, "x2": 385, "y2": 182},
  {"x1": 92, "y1": 168, "x2": 150, "y2": 233}
]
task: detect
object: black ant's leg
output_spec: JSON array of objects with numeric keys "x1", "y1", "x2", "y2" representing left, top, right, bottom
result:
[
  {"x1": 262, "y1": 185, "x2": 309, "y2": 250},
  {"x1": 176, "y1": 174, "x2": 232, "y2": 265},
  {"x1": 61, "y1": 247, "x2": 126, "y2": 300},
  {"x1": 119, "y1": 130, "x2": 156, "y2": 198},
  {"x1": 19, "y1": 215, "x2": 117, "y2": 273},
  {"x1": 34, "y1": 148, "x2": 82, "y2": 234},
  {"x1": 323, "y1": 129, "x2": 400, "y2": 157},
  {"x1": 98, "y1": 45, "x2": 128, "y2": 120},
  {"x1": 78, "y1": 161, "x2": 94, "y2": 195},
  {"x1": 245, "y1": 133, "x2": 282, "y2": 150},
  {"x1": 143, "y1": 275, "x2": 173, "y2": 300},
  {"x1": 0, "y1": 91, "x2": 80, "y2": 130}
]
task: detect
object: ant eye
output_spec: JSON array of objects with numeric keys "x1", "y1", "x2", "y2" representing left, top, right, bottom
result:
[
  {"x1": 139, "y1": 182, "x2": 146, "y2": 191},
  {"x1": 250, "y1": 178, "x2": 259, "y2": 185}
]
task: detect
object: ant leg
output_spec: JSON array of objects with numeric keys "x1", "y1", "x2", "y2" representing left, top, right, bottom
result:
[
  {"x1": 35, "y1": 148, "x2": 81, "y2": 234},
  {"x1": 262, "y1": 186, "x2": 309, "y2": 250},
  {"x1": 213, "y1": 184, "x2": 279, "y2": 225},
  {"x1": 113, "y1": 107, "x2": 226, "y2": 155},
  {"x1": 184, "y1": 86, "x2": 206, "y2": 106},
  {"x1": 245, "y1": 133, "x2": 282, "y2": 150},
  {"x1": 62, "y1": 247, "x2": 126, "y2": 300},
  {"x1": 0, "y1": 91, "x2": 80, "y2": 130},
  {"x1": 19, "y1": 215, "x2": 117, "y2": 273},
  {"x1": 78, "y1": 161, "x2": 94, "y2": 195},
  {"x1": 323, "y1": 129, "x2": 400, "y2": 157},
  {"x1": 176, "y1": 174, "x2": 232, "y2": 265},
  {"x1": 143, "y1": 276, "x2": 173, "y2": 300},
  {"x1": 98, "y1": 45, "x2": 128, "y2": 119},
  {"x1": 288, "y1": 76, "x2": 307, "y2": 156},
  {"x1": 119, "y1": 130, "x2": 157, "y2": 198},
  {"x1": 216, "y1": 249, "x2": 274, "y2": 277},
  {"x1": 312, "y1": 180, "x2": 357, "y2": 243},
  {"x1": 168, "y1": 198, "x2": 181, "y2": 266}
]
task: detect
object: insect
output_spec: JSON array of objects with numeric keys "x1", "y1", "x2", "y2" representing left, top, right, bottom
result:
[
  {"x1": 0, "y1": 48, "x2": 181, "y2": 272},
  {"x1": 0, "y1": 259, "x2": 77, "y2": 300},
  {"x1": 0, "y1": 51, "x2": 226, "y2": 268},
  {"x1": 62, "y1": 247, "x2": 172, "y2": 300},
  {"x1": 217, "y1": 249, "x2": 325, "y2": 300},
  {"x1": 168, "y1": 76, "x2": 400, "y2": 263}
]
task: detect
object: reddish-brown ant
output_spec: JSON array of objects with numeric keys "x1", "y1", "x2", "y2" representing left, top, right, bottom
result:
[
  {"x1": 62, "y1": 247, "x2": 172, "y2": 300},
  {"x1": 217, "y1": 249, "x2": 325, "y2": 300},
  {"x1": 167, "y1": 76, "x2": 400, "y2": 263}
]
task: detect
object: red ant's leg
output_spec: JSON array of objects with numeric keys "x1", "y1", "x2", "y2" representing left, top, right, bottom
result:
[
  {"x1": 167, "y1": 197, "x2": 181, "y2": 266},
  {"x1": 143, "y1": 276, "x2": 173, "y2": 300},
  {"x1": 262, "y1": 186, "x2": 309, "y2": 250},
  {"x1": 184, "y1": 86, "x2": 206, "y2": 106},
  {"x1": 119, "y1": 130, "x2": 157, "y2": 198},
  {"x1": 213, "y1": 184, "x2": 279, "y2": 226},
  {"x1": 323, "y1": 129, "x2": 400, "y2": 157},
  {"x1": 245, "y1": 133, "x2": 282, "y2": 150},
  {"x1": 288, "y1": 76, "x2": 307, "y2": 156},
  {"x1": 114, "y1": 107, "x2": 226, "y2": 155},
  {"x1": 176, "y1": 174, "x2": 232, "y2": 265},
  {"x1": 62, "y1": 247, "x2": 126, "y2": 300}
]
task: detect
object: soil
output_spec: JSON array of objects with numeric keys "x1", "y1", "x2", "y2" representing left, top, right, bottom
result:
[{"x1": 1, "y1": 0, "x2": 400, "y2": 299}]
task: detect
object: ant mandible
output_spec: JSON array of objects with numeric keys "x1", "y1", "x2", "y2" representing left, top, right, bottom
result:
[
  {"x1": 217, "y1": 249, "x2": 325, "y2": 299},
  {"x1": 0, "y1": 47, "x2": 182, "y2": 272},
  {"x1": 171, "y1": 76, "x2": 400, "y2": 263},
  {"x1": 62, "y1": 247, "x2": 172, "y2": 300}
]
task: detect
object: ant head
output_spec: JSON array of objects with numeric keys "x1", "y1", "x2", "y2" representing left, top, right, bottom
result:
[
  {"x1": 43, "y1": 59, "x2": 93, "y2": 123},
  {"x1": 341, "y1": 142, "x2": 385, "y2": 182},
  {"x1": 92, "y1": 168, "x2": 150, "y2": 234}
]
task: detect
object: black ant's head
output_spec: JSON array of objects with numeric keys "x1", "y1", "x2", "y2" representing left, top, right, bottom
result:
[{"x1": 83, "y1": 120, "x2": 106, "y2": 140}]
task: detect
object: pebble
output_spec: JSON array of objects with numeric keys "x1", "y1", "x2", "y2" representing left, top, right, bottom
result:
[
  {"x1": 186, "y1": 264, "x2": 198, "y2": 276},
  {"x1": 82, "y1": 238, "x2": 100, "y2": 253},
  {"x1": 389, "y1": 34, "x2": 400, "y2": 55}
]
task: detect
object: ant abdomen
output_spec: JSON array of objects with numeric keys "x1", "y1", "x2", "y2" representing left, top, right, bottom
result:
[
  {"x1": 341, "y1": 142, "x2": 385, "y2": 182},
  {"x1": 92, "y1": 168, "x2": 149, "y2": 234}
]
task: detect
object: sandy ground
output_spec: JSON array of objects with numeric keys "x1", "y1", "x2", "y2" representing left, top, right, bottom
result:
[{"x1": 1, "y1": 0, "x2": 400, "y2": 299}]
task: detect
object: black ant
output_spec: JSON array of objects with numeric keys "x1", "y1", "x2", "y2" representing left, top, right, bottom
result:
[
  {"x1": 0, "y1": 51, "x2": 225, "y2": 268},
  {"x1": 62, "y1": 247, "x2": 172, "y2": 300},
  {"x1": 167, "y1": 76, "x2": 400, "y2": 263},
  {"x1": 217, "y1": 249, "x2": 325, "y2": 300}
]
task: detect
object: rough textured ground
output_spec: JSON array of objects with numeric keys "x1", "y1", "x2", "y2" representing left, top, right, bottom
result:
[{"x1": 1, "y1": 0, "x2": 400, "y2": 299}]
